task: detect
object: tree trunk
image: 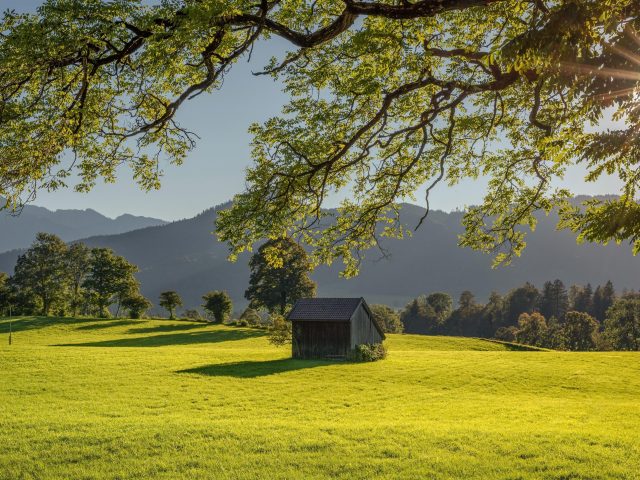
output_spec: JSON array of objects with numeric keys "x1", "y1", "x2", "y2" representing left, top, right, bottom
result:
[
  {"x1": 280, "y1": 291, "x2": 286, "y2": 315},
  {"x1": 71, "y1": 284, "x2": 79, "y2": 317}
]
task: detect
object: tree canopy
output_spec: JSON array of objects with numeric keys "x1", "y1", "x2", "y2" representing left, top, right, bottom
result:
[
  {"x1": 245, "y1": 237, "x2": 316, "y2": 314},
  {"x1": 122, "y1": 293, "x2": 152, "y2": 319},
  {"x1": 2, "y1": 1, "x2": 640, "y2": 273},
  {"x1": 202, "y1": 290, "x2": 233, "y2": 322},
  {"x1": 84, "y1": 247, "x2": 139, "y2": 317},
  {"x1": 369, "y1": 304, "x2": 404, "y2": 333},
  {"x1": 159, "y1": 291, "x2": 183, "y2": 319},
  {"x1": 12, "y1": 233, "x2": 69, "y2": 316}
]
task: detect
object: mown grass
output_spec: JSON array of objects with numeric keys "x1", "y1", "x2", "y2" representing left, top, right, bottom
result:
[{"x1": 0, "y1": 316, "x2": 638, "y2": 479}]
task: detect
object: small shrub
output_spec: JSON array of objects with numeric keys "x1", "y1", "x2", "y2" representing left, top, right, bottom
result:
[
  {"x1": 240, "y1": 307, "x2": 262, "y2": 326},
  {"x1": 268, "y1": 315, "x2": 292, "y2": 346},
  {"x1": 351, "y1": 343, "x2": 387, "y2": 362},
  {"x1": 495, "y1": 326, "x2": 517, "y2": 342},
  {"x1": 202, "y1": 290, "x2": 233, "y2": 323},
  {"x1": 238, "y1": 319, "x2": 249, "y2": 327},
  {"x1": 184, "y1": 309, "x2": 202, "y2": 321}
]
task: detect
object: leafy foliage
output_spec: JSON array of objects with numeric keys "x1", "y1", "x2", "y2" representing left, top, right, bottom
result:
[
  {"x1": 245, "y1": 237, "x2": 316, "y2": 314},
  {"x1": 121, "y1": 294, "x2": 152, "y2": 319},
  {"x1": 448, "y1": 291, "x2": 491, "y2": 337},
  {"x1": 65, "y1": 243, "x2": 91, "y2": 317},
  {"x1": 84, "y1": 248, "x2": 139, "y2": 318},
  {"x1": 604, "y1": 297, "x2": 640, "y2": 350},
  {"x1": 351, "y1": 343, "x2": 387, "y2": 362},
  {"x1": 369, "y1": 304, "x2": 404, "y2": 334},
  {"x1": 399, "y1": 279, "x2": 623, "y2": 350},
  {"x1": 568, "y1": 283, "x2": 593, "y2": 317},
  {"x1": 515, "y1": 312, "x2": 548, "y2": 348},
  {"x1": 4, "y1": 233, "x2": 143, "y2": 318},
  {"x1": 11, "y1": 233, "x2": 69, "y2": 315},
  {"x1": 159, "y1": 291, "x2": 183, "y2": 320},
  {"x1": 504, "y1": 282, "x2": 540, "y2": 324},
  {"x1": 0, "y1": 272, "x2": 10, "y2": 314},
  {"x1": 202, "y1": 290, "x2": 233, "y2": 323},
  {"x1": 2, "y1": 2, "x2": 640, "y2": 273},
  {"x1": 239, "y1": 307, "x2": 262, "y2": 326},
  {"x1": 563, "y1": 311, "x2": 599, "y2": 351},
  {"x1": 268, "y1": 314, "x2": 292, "y2": 347}
]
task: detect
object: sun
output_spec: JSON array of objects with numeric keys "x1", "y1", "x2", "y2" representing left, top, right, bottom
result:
[{"x1": 562, "y1": 24, "x2": 640, "y2": 105}]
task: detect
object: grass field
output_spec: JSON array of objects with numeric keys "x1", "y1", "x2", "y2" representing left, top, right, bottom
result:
[{"x1": 1, "y1": 316, "x2": 639, "y2": 479}]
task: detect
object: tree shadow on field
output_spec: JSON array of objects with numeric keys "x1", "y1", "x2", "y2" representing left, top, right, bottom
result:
[
  {"x1": 76, "y1": 320, "x2": 141, "y2": 330},
  {"x1": 54, "y1": 328, "x2": 265, "y2": 348},
  {"x1": 0, "y1": 316, "x2": 97, "y2": 333},
  {"x1": 127, "y1": 323, "x2": 209, "y2": 334},
  {"x1": 178, "y1": 358, "x2": 334, "y2": 378},
  {"x1": 484, "y1": 339, "x2": 547, "y2": 351}
]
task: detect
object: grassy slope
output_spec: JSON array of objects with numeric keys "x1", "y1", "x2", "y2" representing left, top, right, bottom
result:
[{"x1": 0, "y1": 317, "x2": 638, "y2": 480}]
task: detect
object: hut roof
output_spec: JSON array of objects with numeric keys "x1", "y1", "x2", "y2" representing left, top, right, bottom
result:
[{"x1": 288, "y1": 298, "x2": 364, "y2": 321}]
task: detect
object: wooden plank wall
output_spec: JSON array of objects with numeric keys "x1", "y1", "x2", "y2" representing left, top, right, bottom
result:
[
  {"x1": 350, "y1": 304, "x2": 383, "y2": 348},
  {"x1": 292, "y1": 321, "x2": 350, "y2": 359}
]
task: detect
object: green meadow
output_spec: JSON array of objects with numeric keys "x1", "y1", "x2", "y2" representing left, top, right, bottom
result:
[{"x1": 0, "y1": 316, "x2": 638, "y2": 480}]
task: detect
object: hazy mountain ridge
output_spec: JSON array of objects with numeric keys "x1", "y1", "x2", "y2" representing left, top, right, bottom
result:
[
  {"x1": 0, "y1": 200, "x2": 168, "y2": 253},
  {"x1": 0, "y1": 197, "x2": 638, "y2": 313}
]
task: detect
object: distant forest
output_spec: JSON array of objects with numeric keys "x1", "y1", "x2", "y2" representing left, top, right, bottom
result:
[{"x1": 395, "y1": 280, "x2": 639, "y2": 351}]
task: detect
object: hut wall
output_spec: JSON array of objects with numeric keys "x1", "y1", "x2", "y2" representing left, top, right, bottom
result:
[
  {"x1": 292, "y1": 321, "x2": 351, "y2": 359},
  {"x1": 350, "y1": 304, "x2": 383, "y2": 348}
]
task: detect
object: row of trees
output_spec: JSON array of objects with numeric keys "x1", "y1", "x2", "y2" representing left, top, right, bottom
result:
[
  {"x1": 157, "y1": 290, "x2": 234, "y2": 323},
  {"x1": 153, "y1": 237, "x2": 316, "y2": 325},
  {"x1": 401, "y1": 280, "x2": 618, "y2": 338},
  {"x1": 499, "y1": 297, "x2": 640, "y2": 351},
  {"x1": 499, "y1": 311, "x2": 601, "y2": 351},
  {"x1": 398, "y1": 280, "x2": 639, "y2": 350},
  {"x1": 0, "y1": 233, "x2": 319, "y2": 325},
  {"x1": 0, "y1": 233, "x2": 147, "y2": 318}
]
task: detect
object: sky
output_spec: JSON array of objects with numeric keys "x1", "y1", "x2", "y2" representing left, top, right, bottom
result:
[{"x1": 1, "y1": 0, "x2": 623, "y2": 221}]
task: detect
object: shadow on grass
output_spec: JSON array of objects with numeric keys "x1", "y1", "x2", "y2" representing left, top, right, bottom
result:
[
  {"x1": 0, "y1": 316, "x2": 95, "y2": 333},
  {"x1": 178, "y1": 358, "x2": 334, "y2": 378},
  {"x1": 54, "y1": 328, "x2": 266, "y2": 348},
  {"x1": 127, "y1": 323, "x2": 209, "y2": 334},
  {"x1": 484, "y1": 339, "x2": 548, "y2": 351},
  {"x1": 76, "y1": 320, "x2": 141, "y2": 331}
]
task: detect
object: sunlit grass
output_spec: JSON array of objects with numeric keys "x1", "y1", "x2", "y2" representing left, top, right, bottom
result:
[{"x1": 0, "y1": 316, "x2": 638, "y2": 479}]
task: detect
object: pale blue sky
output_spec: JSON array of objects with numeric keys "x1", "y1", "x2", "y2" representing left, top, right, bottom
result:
[{"x1": 2, "y1": 0, "x2": 622, "y2": 220}]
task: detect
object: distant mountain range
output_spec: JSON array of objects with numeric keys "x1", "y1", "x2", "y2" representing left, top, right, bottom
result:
[
  {"x1": 0, "y1": 198, "x2": 638, "y2": 314},
  {"x1": 0, "y1": 200, "x2": 167, "y2": 253}
]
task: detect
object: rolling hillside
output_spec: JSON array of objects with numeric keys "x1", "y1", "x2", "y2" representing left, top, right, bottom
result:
[
  {"x1": 1, "y1": 316, "x2": 638, "y2": 479},
  {"x1": 1, "y1": 199, "x2": 639, "y2": 312},
  {"x1": 0, "y1": 200, "x2": 167, "y2": 253}
]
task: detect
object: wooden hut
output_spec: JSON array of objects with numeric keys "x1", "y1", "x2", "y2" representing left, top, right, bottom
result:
[{"x1": 287, "y1": 298, "x2": 385, "y2": 359}]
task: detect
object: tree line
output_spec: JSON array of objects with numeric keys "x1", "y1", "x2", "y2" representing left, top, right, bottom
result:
[
  {"x1": 0, "y1": 233, "x2": 239, "y2": 322},
  {"x1": 0, "y1": 233, "x2": 148, "y2": 318},
  {"x1": 0, "y1": 233, "x2": 320, "y2": 327},
  {"x1": 399, "y1": 280, "x2": 639, "y2": 351}
]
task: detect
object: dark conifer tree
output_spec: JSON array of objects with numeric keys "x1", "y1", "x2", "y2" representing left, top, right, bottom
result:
[
  {"x1": 505, "y1": 283, "x2": 540, "y2": 325},
  {"x1": 593, "y1": 281, "x2": 616, "y2": 322},
  {"x1": 572, "y1": 283, "x2": 593, "y2": 315},
  {"x1": 540, "y1": 281, "x2": 570, "y2": 320}
]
